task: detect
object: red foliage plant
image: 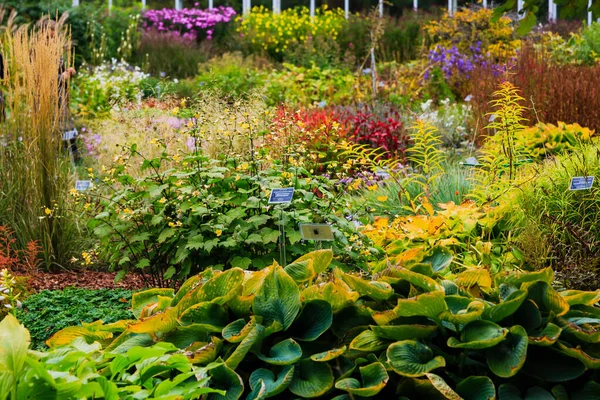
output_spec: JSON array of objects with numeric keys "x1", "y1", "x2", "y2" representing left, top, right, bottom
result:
[
  {"x1": 0, "y1": 225, "x2": 40, "y2": 275},
  {"x1": 464, "y1": 44, "x2": 600, "y2": 142}
]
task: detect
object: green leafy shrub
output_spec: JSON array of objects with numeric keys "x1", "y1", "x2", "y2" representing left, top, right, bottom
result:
[
  {"x1": 517, "y1": 121, "x2": 595, "y2": 160},
  {"x1": 46, "y1": 250, "x2": 600, "y2": 398},
  {"x1": 16, "y1": 288, "x2": 134, "y2": 349}
]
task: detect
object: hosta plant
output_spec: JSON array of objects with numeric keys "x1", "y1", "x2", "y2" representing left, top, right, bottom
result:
[{"x1": 46, "y1": 249, "x2": 600, "y2": 398}]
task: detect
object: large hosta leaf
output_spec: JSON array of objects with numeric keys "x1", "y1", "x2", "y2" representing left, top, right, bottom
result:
[
  {"x1": 439, "y1": 296, "x2": 485, "y2": 324},
  {"x1": 528, "y1": 323, "x2": 562, "y2": 346},
  {"x1": 225, "y1": 323, "x2": 264, "y2": 369},
  {"x1": 522, "y1": 346, "x2": 586, "y2": 382},
  {"x1": 370, "y1": 324, "x2": 437, "y2": 341},
  {"x1": 284, "y1": 259, "x2": 315, "y2": 283},
  {"x1": 198, "y1": 268, "x2": 244, "y2": 305},
  {"x1": 556, "y1": 315, "x2": 600, "y2": 343},
  {"x1": 555, "y1": 341, "x2": 600, "y2": 369},
  {"x1": 46, "y1": 326, "x2": 113, "y2": 348},
  {"x1": 253, "y1": 266, "x2": 300, "y2": 332},
  {"x1": 335, "y1": 361, "x2": 389, "y2": 397},
  {"x1": 422, "y1": 246, "x2": 453, "y2": 273},
  {"x1": 178, "y1": 301, "x2": 228, "y2": 328},
  {"x1": 256, "y1": 338, "x2": 302, "y2": 365},
  {"x1": 498, "y1": 384, "x2": 555, "y2": 400},
  {"x1": 103, "y1": 331, "x2": 154, "y2": 354},
  {"x1": 301, "y1": 280, "x2": 359, "y2": 312},
  {"x1": 132, "y1": 288, "x2": 175, "y2": 319},
  {"x1": 456, "y1": 376, "x2": 496, "y2": 400},
  {"x1": 310, "y1": 346, "x2": 347, "y2": 362},
  {"x1": 249, "y1": 366, "x2": 295, "y2": 398},
  {"x1": 171, "y1": 274, "x2": 202, "y2": 307},
  {"x1": 349, "y1": 330, "x2": 390, "y2": 352},
  {"x1": 161, "y1": 324, "x2": 215, "y2": 348},
  {"x1": 482, "y1": 290, "x2": 527, "y2": 323},
  {"x1": 222, "y1": 318, "x2": 259, "y2": 343},
  {"x1": 447, "y1": 320, "x2": 507, "y2": 349},
  {"x1": 503, "y1": 267, "x2": 553, "y2": 287},
  {"x1": 128, "y1": 307, "x2": 179, "y2": 334},
  {"x1": 331, "y1": 306, "x2": 375, "y2": 339},
  {"x1": 486, "y1": 325, "x2": 528, "y2": 378},
  {"x1": 292, "y1": 249, "x2": 333, "y2": 274},
  {"x1": 373, "y1": 290, "x2": 447, "y2": 326},
  {"x1": 379, "y1": 266, "x2": 443, "y2": 292},
  {"x1": 184, "y1": 337, "x2": 222, "y2": 364},
  {"x1": 387, "y1": 340, "x2": 445, "y2": 377},
  {"x1": 289, "y1": 359, "x2": 334, "y2": 398},
  {"x1": 290, "y1": 300, "x2": 332, "y2": 341},
  {"x1": 0, "y1": 314, "x2": 30, "y2": 395},
  {"x1": 559, "y1": 290, "x2": 600, "y2": 306},
  {"x1": 523, "y1": 281, "x2": 569, "y2": 316},
  {"x1": 455, "y1": 269, "x2": 492, "y2": 288},
  {"x1": 336, "y1": 270, "x2": 394, "y2": 301},
  {"x1": 207, "y1": 361, "x2": 244, "y2": 400}
]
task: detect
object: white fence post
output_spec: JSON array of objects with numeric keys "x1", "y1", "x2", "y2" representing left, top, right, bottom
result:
[
  {"x1": 209, "y1": 0, "x2": 214, "y2": 9},
  {"x1": 448, "y1": 0, "x2": 453, "y2": 16},
  {"x1": 243, "y1": 0, "x2": 250, "y2": 15},
  {"x1": 108, "y1": 0, "x2": 113, "y2": 13},
  {"x1": 517, "y1": 0, "x2": 524, "y2": 19},
  {"x1": 273, "y1": 0, "x2": 280, "y2": 15},
  {"x1": 175, "y1": 0, "x2": 183, "y2": 10},
  {"x1": 588, "y1": 0, "x2": 592, "y2": 25},
  {"x1": 413, "y1": 0, "x2": 418, "y2": 12},
  {"x1": 378, "y1": 0, "x2": 383, "y2": 17},
  {"x1": 344, "y1": 0, "x2": 349, "y2": 19},
  {"x1": 310, "y1": 0, "x2": 315, "y2": 20},
  {"x1": 141, "y1": 0, "x2": 146, "y2": 10},
  {"x1": 483, "y1": 0, "x2": 487, "y2": 8},
  {"x1": 72, "y1": 0, "x2": 80, "y2": 6}
]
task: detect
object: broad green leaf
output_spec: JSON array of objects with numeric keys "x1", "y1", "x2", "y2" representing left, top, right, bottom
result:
[
  {"x1": 370, "y1": 324, "x2": 437, "y2": 341},
  {"x1": 373, "y1": 290, "x2": 447, "y2": 326},
  {"x1": 161, "y1": 324, "x2": 214, "y2": 348},
  {"x1": 482, "y1": 290, "x2": 527, "y2": 323},
  {"x1": 455, "y1": 269, "x2": 492, "y2": 288},
  {"x1": 522, "y1": 346, "x2": 586, "y2": 382},
  {"x1": 572, "y1": 381, "x2": 600, "y2": 400},
  {"x1": 456, "y1": 376, "x2": 496, "y2": 400},
  {"x1": 380, "y1": 266, "x2": 443, "y2": 292},
  {"x1": 0, "y1": 314, "x2": 30, "y2": 395},
  {"x1": 158, "y1": 228, "x2": 176, "y2": 243},
  {"x1": 350, "y1": 330, "x2": 390, "y2": 352},
  {"x1": 528, "y1": 323, "x2": 562, "y2": 346},
  {"x1": 249, "y1": 366, "x2": 295, "y2": 398},
  {"x1": 557, "y1": 315, "x2": 600, "y2": 343},
  {"x1": 424, "y1": 373, "x2": 462, "y2": 400},
  {"x1": 524, "y1": 281, "x2": 569, "y2": 317},
  {"x1": 132, "y1": 289, "x2": 175, "y2": 319},
  {"x1": 387, "y1": 340, "x2": 445, "y2": 377},
  {"x1": 439, "y1": 296, "x2": 485, "y2": 324},
  {"x1": 289, "y1": 359, "x2": 334, "y2": 398},
  {"x1": 422, "y1": 246, "x2": 453, "y2": 273},
  {"x1": 335, "y1": 361, "x2": 389, "y2": 397},
  {"x1": 246, "y1": 378, "x2": 267, "y2": 400},
  {"x1": 447, "y1": 320, "x2": 508, "y2": 349},
  {"x1": 184, "y1": 337, "x2": 222, "y2": 365},
  {"x1": 222, "y1": 319, "x2": 254, "y2": 343},
  {"x1": 128, "y1": 308, "x2": 179, "y2": 334},
  {"x1": 256, "y1": 338, "x2": 302, "y2": 365},
  {"x1": 230, "y1": 256, "x2": 252, "y2": 269},
  {"x1": 291, "y1": 249, "x2": 333, "y2": 274},
  {"x1": 290, "y1": 300, "x2": 332, "y2": 341},
  {"x1": 253, "y1": 266, "x2": 300, "y2": 332},
  {"x1": 560, "y1": 290, "x2": 600, "y2": 306},
  {"x1": 198, "y1": 268, "x2": 244, "y2": 305},
  {"x1": 310, "y1": 346, "x2": 346, "y2": 362},
  {"x1": 331, "y1": 306, "x2": 375, "y2": 339},
  {"x1": 284, "y1": 259, "x2": 315, "y2": 283},
  {"x1": 207, "y1": 362, "x2": 244, "y2": 400},
  {"x1": 103, "y1": 332, "x2": 154, "y2": 354},
  {"x1": 337, "y1": 270, "x2": 394, "y2": 301},
  {"x1": 301, "y1": 280, "x2": 359, "y2": 312},
  {"x1": 486, "y1": 325, "x2": 528, "y2": 377},
  {"x1": 178, "y1": 302, "x2": 228, "y2": 328},
  {"x1": 171, "y1": 275, "x2": 202, "y2": 307},
  {"x1": 503, "y1": 267, "x2": 553, "y2": 287},
  {"x1": 46, "y1": 326, "x2": 112, "y2": 348},
  {"x1": 225, "y1": 323, "x2": 264, "y2": 369},
  {"x1": 555, "y1": 341, "x2": 600, "y2": 368}
]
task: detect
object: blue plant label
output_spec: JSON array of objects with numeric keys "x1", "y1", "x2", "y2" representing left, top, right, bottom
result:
[
  {"x1": 461, "y1": 157, "x2": 481, "y2": 167},
  {"x1": 569, "y1": 176, "x2": 594, "y2": 191},
  {"x1": 299, "y1": 223, "x2": 334, "y2": 241},
  {"x1": 75, "y1": 180, "x2": 92, "y2": 191},
  {"x1": 375, "y1": 169, "x2": 390, "y2": 179},
  {"x1": 268, "y1": 188, "x2": 295, "y2": 204}
]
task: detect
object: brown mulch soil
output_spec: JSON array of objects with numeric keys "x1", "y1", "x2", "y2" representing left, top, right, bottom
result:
[{"x1": 14, "y1": 271, "x2": 147, "y2": 292}]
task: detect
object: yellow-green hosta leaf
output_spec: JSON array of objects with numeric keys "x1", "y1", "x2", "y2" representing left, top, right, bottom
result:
[
  {"x1": 439, "y1": 296, "x2": 485, "y2": 325},
  {"x1": 335, "y1": 361, "x2": 389, "y2": 397},
  {"x1": 421, "y1": 246, "x2": 454, "y2": 274},
  {"x1": 178, "y1": 301, "x2": 228, "y2": 328},
  {"x1": 289, "y1": 359, "x2": 334, "y2": 398},
  {"x1": 249, "y1": 365, "x2": 295, "y2": 398},
  {"x1": 171, "y1": 274, "x2": 202, "y2": 307},
  {"x1": 502, "y1": 267, "x2": 554, "y2": 287},
  {"x1": 223, "y1": 318, "x2": 256, "y2": 343},
  {"x1": 555, "y1": 341, "x2": 600, "y2": 369},
  {"x1": 291, "y1": 249, "x2": 333, "y2": 274},
  {"x1": 372, "y1": 291, "x2": 447, "y2": 326},
  {"x1": 370, "y1": 324, "x2": 437, "y2": 341},
  {"x1": 161, "y1": 324, "x2": 214, "y2": 348},
  {"x1": 331, "y1": 305, "x2": 375, "y2": 339},
  {"x1": 99, "y1": 320, "x2": 136, "y2": 332},
  {"x1": 447, "y1": 320, "x2": 508, "y2": 349},
  {"x1": 103, "y1": 331, "x2": 154, "y2": 354},
  {"x1": 350, "y1": 330, "x2": 390, "y2": 352},
  {"x1": 128, "y1": 307, "x2": 179, "y2": 335},
  {"x1": 378, "y1": 266, "x2": 443, "y2": 293},
  {"x1": 242, "y1": 268, "x2": 270, "y2": 297},
  {"x1": 387, "y1": 340, "x2": 445, "y2": 377},
  {"x1": 556, "y1": 315, "x2": 600, "y2": 343},
  {"x1": 253, "y1": 265, "x2": 300, "y2": 332},
  {"x1": 184, "y1": 337, "x2": 222, "y2": 365},
  {"x1": 226, "y1": 323, "x2": 264, "y2": 369},
  {"x1": 198, "y1": 268, "x2": 245, "y2": 305},
  {"x1": 337, "y1": 270, "x2": 393, "y2": 301},
  {"x1": 455, "y1": 269, "x2": 492, "y2": 288},
  {"x1": 559, "y1": 290, "x2": 600, "y2": 306},
  {"x1": 0, "y1": 314, "x2": 30, "y2": 394},
  {"x1": 528, "y1": 323, "x2": 562, "y2": 347},
  {"x1": 482, "y1": 290, "x2": 527, "y2": 323},
  {"x1": 290, "y1": 300, "x2": 332, "y2": 341},
  {"x1": 455, "y1": 376, "x2": 496, "y2": 400},
  {"x1": 46, "y1": 326, "x2": 113, "y2": 348},
  {"x1": 257, "y1": 338, "x2": 302, "y2": 365},
  {"x1": 132, "y1": 288, "x2": 175, "y2": 319},
  {"x1": 523, "y1": 281, "x2": 569, "y2": 317},
  {"x1": 301, "y1": 280, "x2": 359, "y2": 312},
  {"x1": 284, "y1": 259, "x2": 315, "y2": 283},
  {"x1": 486, "y1": 325, "x2": 528, "y2": 378},
  {"x1": 207, "y1": 361, "x2": 244, "y2": 400},
  {"x1": 310, "y1": 346, "x2": 347, "y2": 362},
  {"x1": 423, "y1": 373, "x2": 462, "y2": 400},
  {"x1": 246, "y1": 378, "x2": 267, "y2": 400}
]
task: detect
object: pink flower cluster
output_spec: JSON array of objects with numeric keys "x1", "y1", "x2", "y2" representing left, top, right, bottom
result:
[{"x1": 143, "y1": 6, "x2": 236, "y2": 41}]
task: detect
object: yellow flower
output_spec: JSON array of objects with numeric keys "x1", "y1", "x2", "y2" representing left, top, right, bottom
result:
[
  {"x1": 377, "y1": 196, "x2": 388, "y2": 202},
  {"x1": 158, "y1": 197, "x2": 167, "y2": 204},
  {"x1": 172, "y1": 107, "x2": 180, "y2": 115},
  {"x1": 282, "y1": 171, "x2": 293, "y2": 179},
  {"x1": 44, "y1": 207, "x2": 52, "y2": 215},
  {"x1": 367, "y1": 184, "x2": 378, "y2": 191},
  {"x1": 215, "y1": 229, "x2": 223, "y2": 237}
]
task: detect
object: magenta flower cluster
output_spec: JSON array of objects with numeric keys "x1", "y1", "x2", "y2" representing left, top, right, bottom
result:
[{"x1": 143, "y1": 6, "x2": 236, "y2": 41}]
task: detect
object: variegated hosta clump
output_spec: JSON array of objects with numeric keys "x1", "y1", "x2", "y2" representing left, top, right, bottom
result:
[
  {"x1": 47, "y1": 250, "x2": 600, "y2": 398},
  {"x1": 363, "y1": 200, "x2": 519, "y2": 275}
]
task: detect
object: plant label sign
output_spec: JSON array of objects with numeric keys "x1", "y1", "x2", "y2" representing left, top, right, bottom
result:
[
  {"x1": 375, "y1": 169, "x2": 390, "y2": 179},
  {"x1": 569, "y1": 176, "x2": 594, "y2": 191},
  {"x1": 75, "y1": 180, "x2": 92, "y2": 191},
  {"x1": 299, "y1": 223, "x2": 334, "y2": 241},
  {"x1": 269, "y1": 188, "x2": 294, "y2": 204}
]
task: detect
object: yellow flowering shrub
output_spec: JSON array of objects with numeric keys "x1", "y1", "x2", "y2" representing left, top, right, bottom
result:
[
  {"x1": 424, "y1": 8, "x2": 520, "y2": 61},
  {"x1": 236, "y1": 6, "x2": 346, "y2": 59}
]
